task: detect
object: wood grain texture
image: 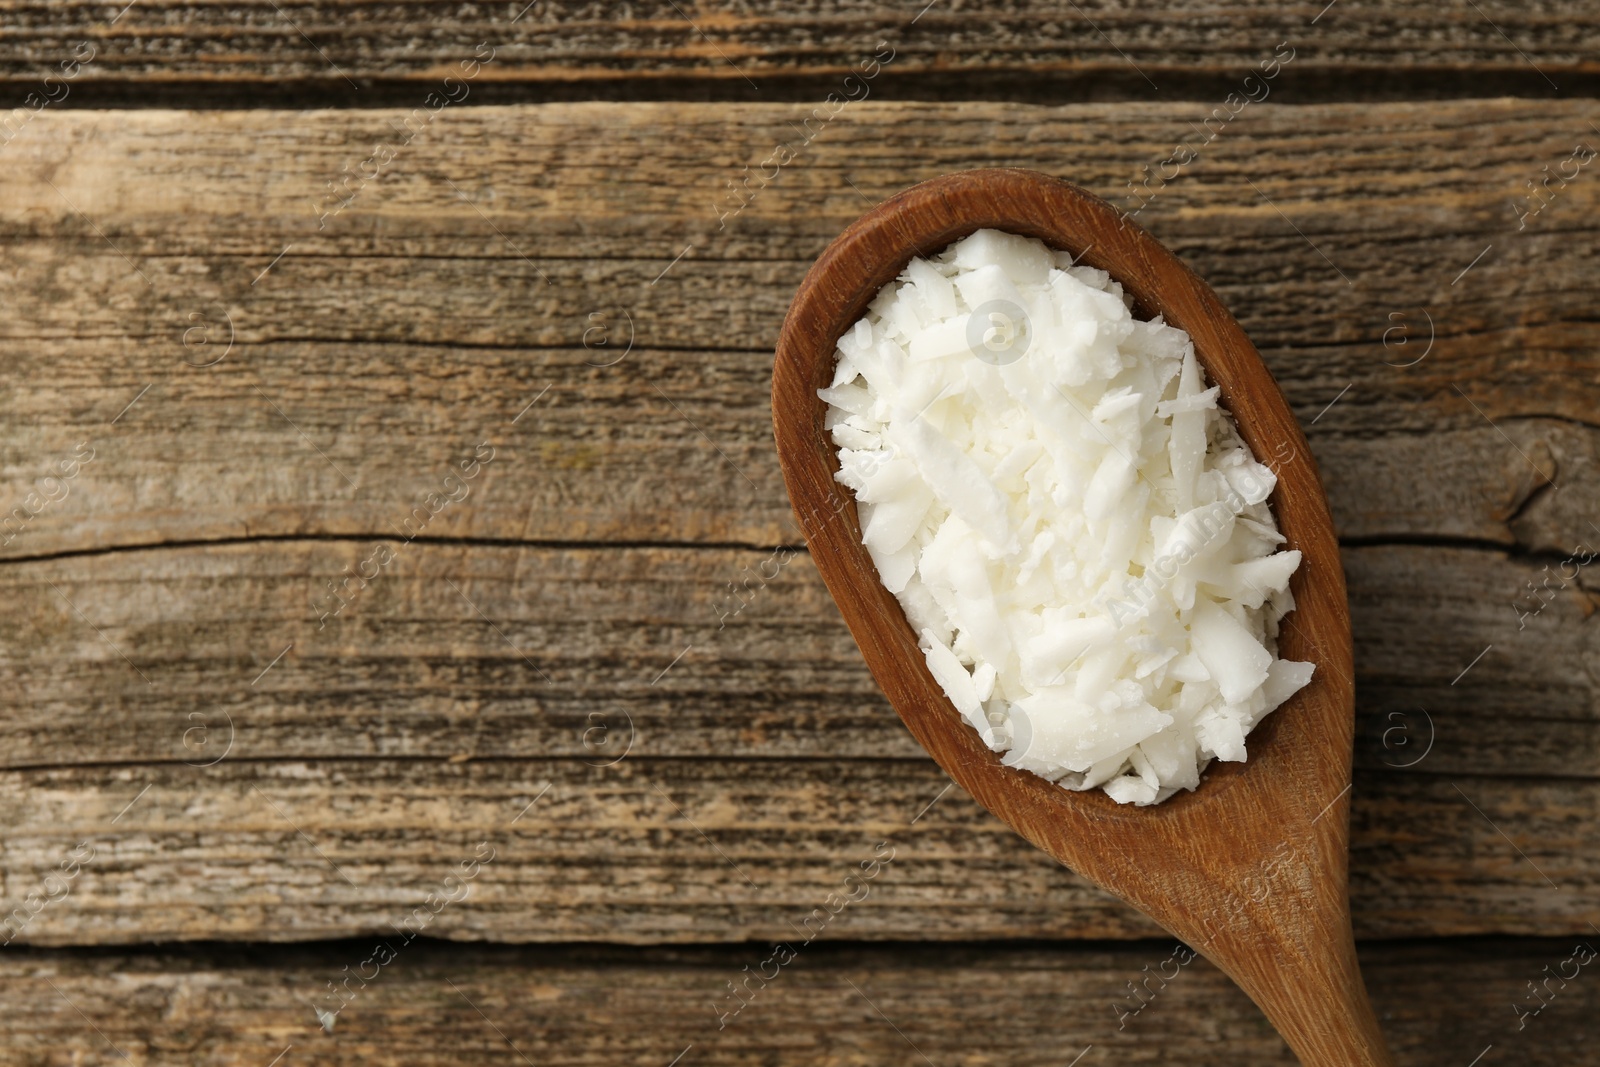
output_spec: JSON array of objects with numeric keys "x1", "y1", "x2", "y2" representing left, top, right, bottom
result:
[
  {"x1": 0, "y1": 756, "x2": 1595, "y2": 946},
  {"x1": 0, "y1": 541, "x2": 1594, "y2": 772},
  {"x1": 0, "y1": 102, "x2": 1593, "y2": 952},
  {"x1": 0, "y1": 938, "x2": 1589, "y2": 1066},
  {"x1": 0, "y1": 0, "x2": 1593, "y2": 1054},
  {"x1": 0, "y1": 538, "x2": 1590, "y2": 944},
  {"x1": 0, "y1": 102, "x2": 1595, "y2": 555},
  {"x1": 0, "y1": 0, "x2": 1595, "y2": 89}
]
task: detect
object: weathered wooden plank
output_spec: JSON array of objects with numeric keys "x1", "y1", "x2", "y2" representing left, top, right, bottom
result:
[
  {"x1": 0, "y1": 753, "x2": 1594, "y2": 945},
  {"x1": 2, "y1": 541, "x2": 887, "y2": 765},
  {"x1": 0, "y1": 542, "x2": 1592, "y2": 773},
  {"x1": 1348, "y1": 545, "x2": 1600, "y2": 778},
  {"x1": 0, "y1": 938, "x2": 1587, "y2": 1066},
  {"x1": 0, "y1": 102, "x2": 1596, "y2": 553},
  {"x1": 0, "y1": 0, "x2": 1596, "y2": 90},
  {"x1": 1, "y1": 339, "x2": 1594, "y2": 555},
  {"x1": 2, "y1": 103, "x2": 1591, "y2": 332}
]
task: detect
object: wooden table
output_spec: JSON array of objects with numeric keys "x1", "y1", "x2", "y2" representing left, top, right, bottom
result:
[{"x1": 1, "y1": 3, "x2": 1597, "y2": 1063}]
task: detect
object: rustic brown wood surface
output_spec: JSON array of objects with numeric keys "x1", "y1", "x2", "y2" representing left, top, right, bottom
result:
[
  {"x1": 0, "y1": 18, "x2": 1596, "y2": 1061},
  {"x1": 1, "y1": 103, "x2": 1596, "y2": 555},
  {"x1": 0, "y1": 104, "x2": 1595, "y2": 950},
  {"x1": 0, "y1": 1, "x2": 1596, "y2": 98},
  {"x1": 0, "y1": 938, "x2": 1588, "y2": 1066}
]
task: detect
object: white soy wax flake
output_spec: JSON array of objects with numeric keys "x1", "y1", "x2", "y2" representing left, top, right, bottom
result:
[{"x1": 821, "y1": 229, "x2": 1313, "y2": 805}]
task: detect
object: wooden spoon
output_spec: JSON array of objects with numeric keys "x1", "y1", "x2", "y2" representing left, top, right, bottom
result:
[{"x1": 772, "y1": 168, "x2": 1390, "y2": 1066}]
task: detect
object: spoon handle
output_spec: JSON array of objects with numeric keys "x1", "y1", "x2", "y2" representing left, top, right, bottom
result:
[{"x1": 1224, "y1": 913, "x2": 1393, "y2": 1066}]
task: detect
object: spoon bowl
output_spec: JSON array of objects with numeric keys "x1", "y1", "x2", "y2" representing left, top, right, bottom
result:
[{"x1": 772, "y1": 168, "x2": 1391, "y2": 1066}]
